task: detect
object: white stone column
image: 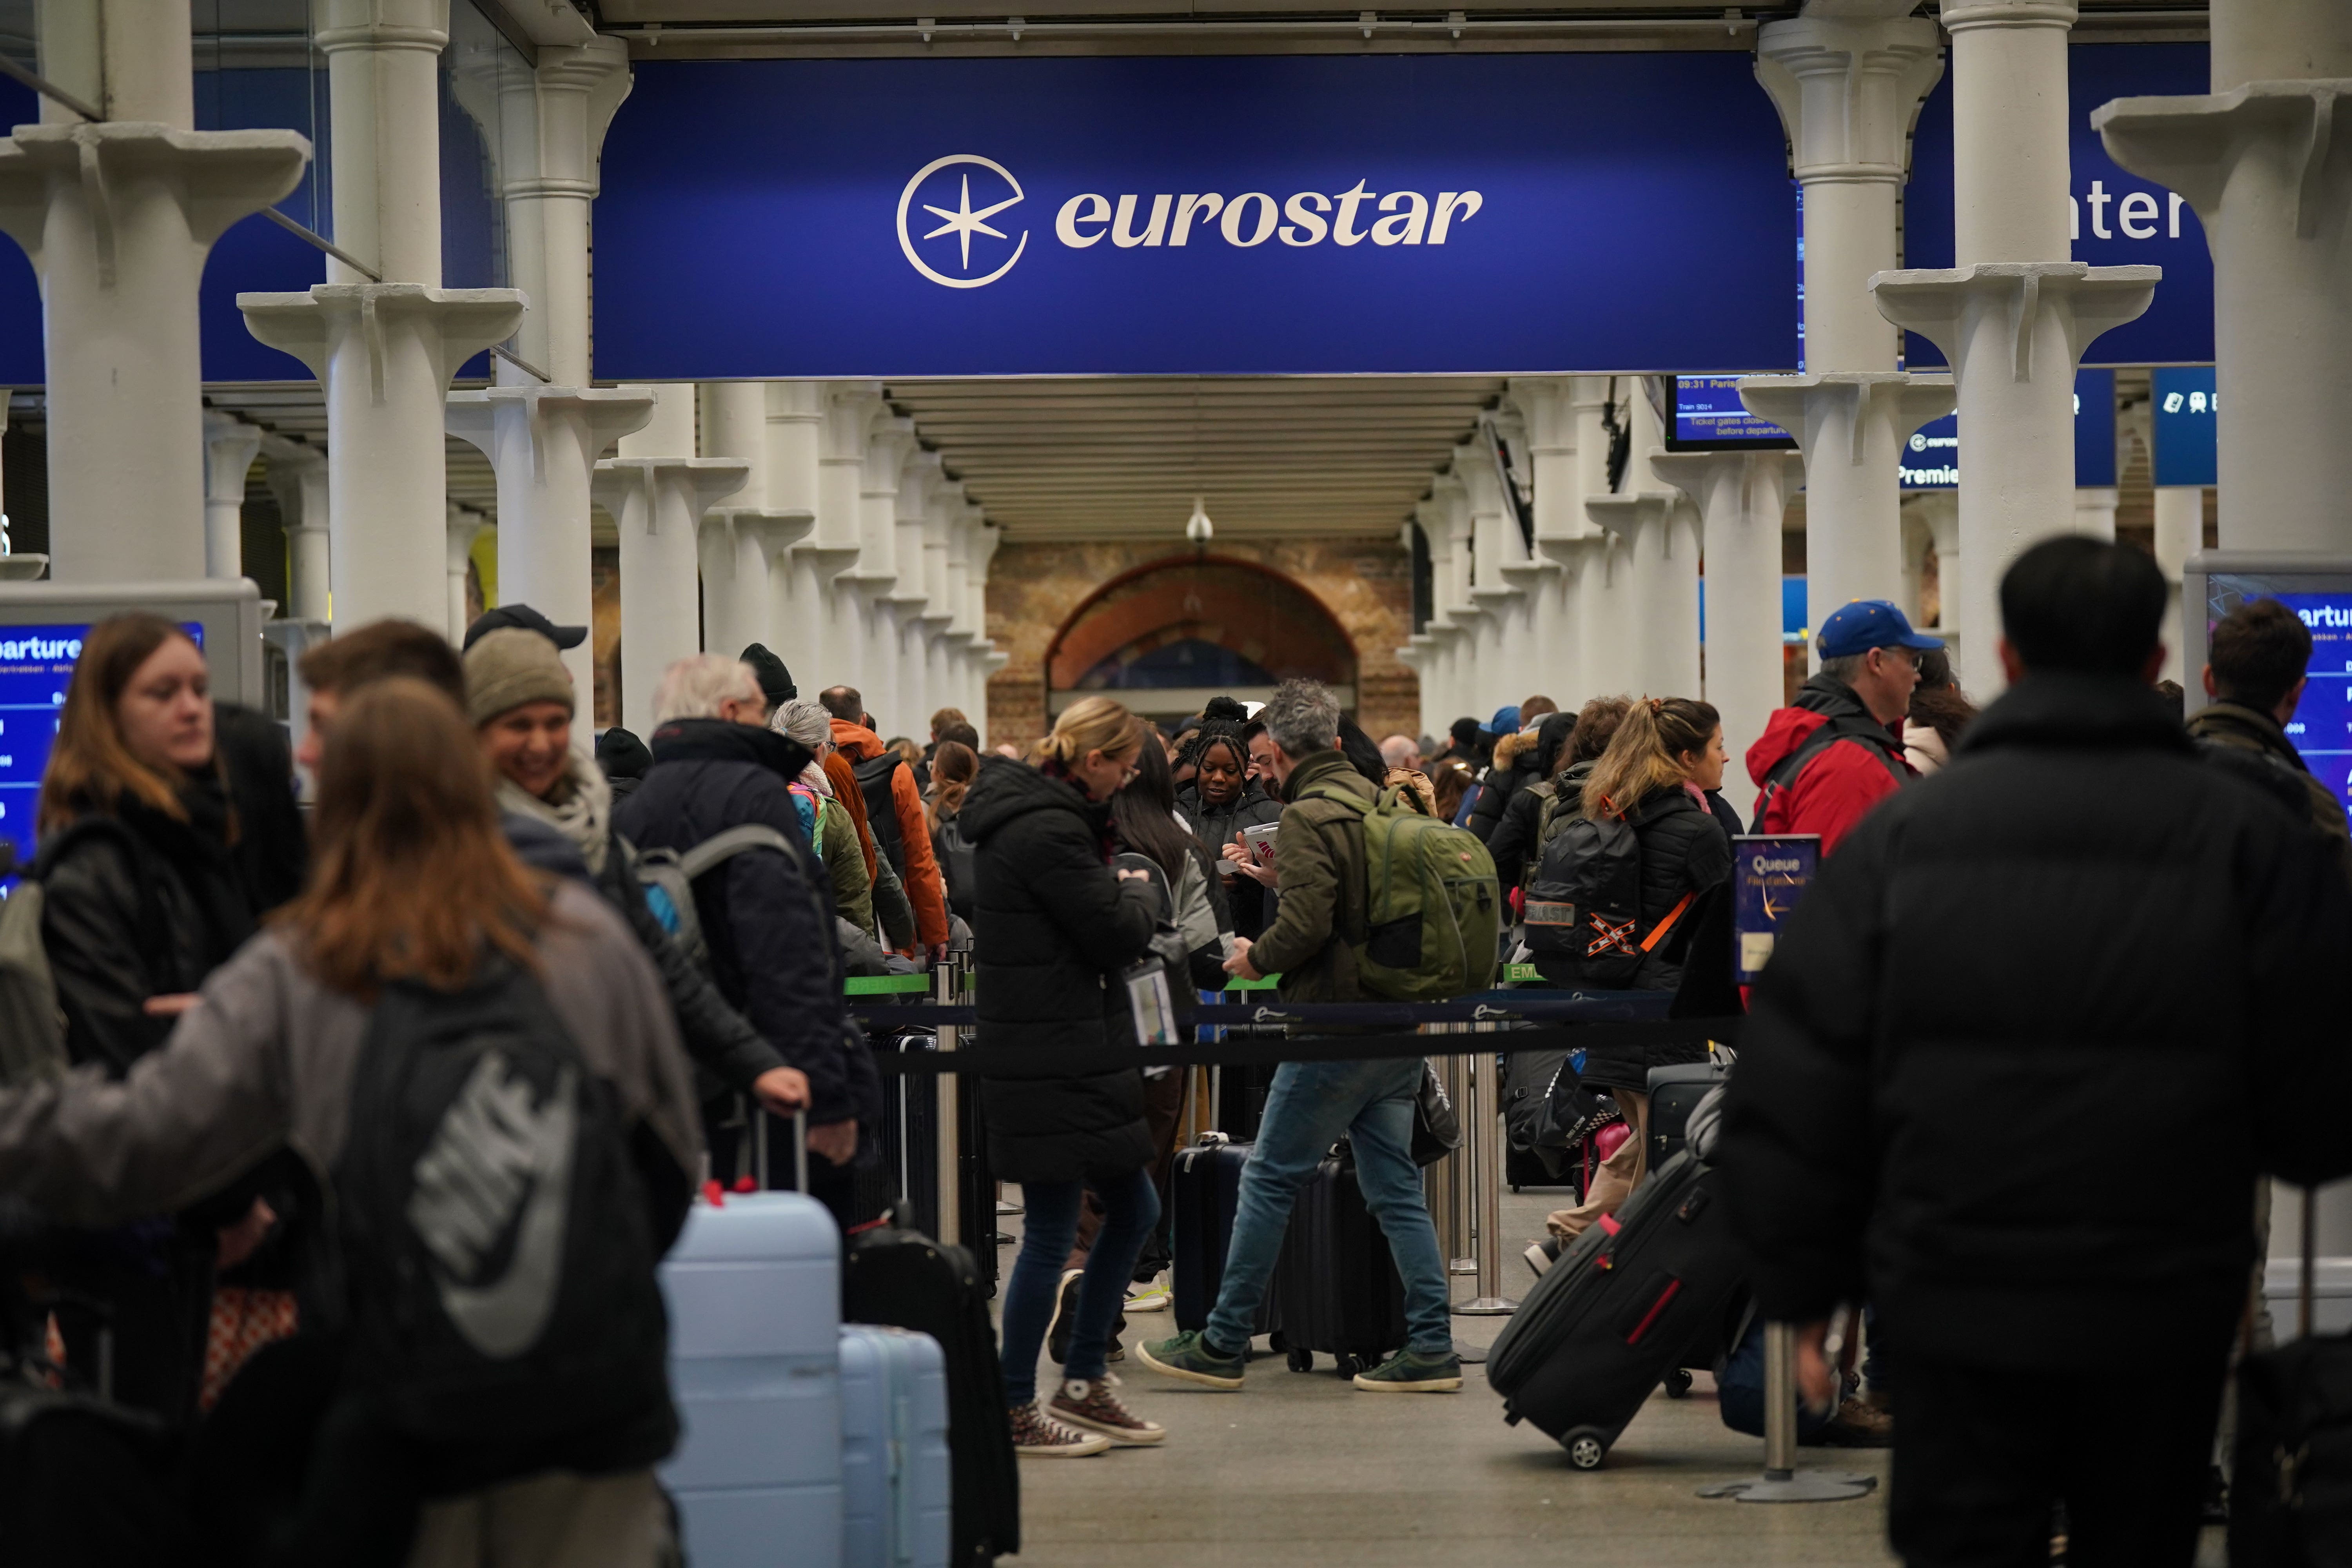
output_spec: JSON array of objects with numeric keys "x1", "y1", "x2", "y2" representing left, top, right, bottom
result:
[
  {"x1": 761, "y1": 381, "x2": 828, "y2": 676},
  {"x1": 797, "y1": 383, "x2": 881, "y2": 689},
  {"x1": 1732, "y1": 2, "x2": 1945, "y2": 645},
  {"x1": 1510, "y1": 377, "x2": 1598, "y2": 707},
  {"x1": 1428, "y1": 475, "x2": 1490, "y2": 717},
  {"x1": 444, "y1": 502, "x2": 484, "y2": 642},
  {"x1": 964, "y1": 517, "x2": 1008, "y2": 727},
  {"x1": 1740, "y1": 375, "x2": 1956, "y2": 660},
  {"x1": 261, "y1": 435, "x2": 331, "y2": 621},
  {"x1": 446, "y1": 385, "x2": 654, "y2": 694},
  {"x1": 1459, "y1": 436, "x2": 1534, "y2": 701},
  {"x1": 2154, "y1": 485, "x2": 2202, "y2": 682},
  {"x1": 1399, "y1": 499, "x2": 1458, "y2": 733},
  {"x1": 1872, "y1": 0, "x2": 2159, "y2": 695},
  {"x1": 1585, "y1": 389, "x2": 1700, "y2": 700},
  {"x1": 1654, "y1": 449, "x2": 1804, "y2": 766},
  {"x1": 480, "y1": 38, "x2": 630, "y2": 387},
  {"x1": 2073, "y1": 487, "x2": 2120, "y2": 539},
  {"x1": 598, "y1": 384, "x2": 750, "y2": 737},
  {"x1": 0, "y1": 2, "x2": 307, "y2": 583},
  {"x1": 202, "y1": 411, "x2": 263, "y2": 581},
  {"x1": 241, "y1": 0, "x2": 524, "y2": 631},
  {"x1": 2095, "y1": 0, "x2": 2352, "y2": 552},
  {"x1": 693, "y1": 381, "x2": 809, "y2": 666},
  {"x1": 891, "y1": 449, "x2": 946, "y2": 727},
  {"x1": 849, "y1": 416, "x2": 916, "y2": 731},
  {"x1": 918, "y1": 478, "x2": 967, "y2": 727}
]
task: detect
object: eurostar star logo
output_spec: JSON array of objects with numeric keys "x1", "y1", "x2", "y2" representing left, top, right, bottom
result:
[{"x1": 897, "y1": 154, "x2": 1028, "y2": 289}]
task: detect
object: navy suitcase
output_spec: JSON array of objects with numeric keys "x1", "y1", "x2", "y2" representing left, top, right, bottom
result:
[
  {"x1": 1269, "y1": 1149, "x2": 1409, "y2": 1376},
  {"x1": 1170, "y1": 1134, "x2": 1278, "y2": 1339},
  {"x1": 1486, "y1": 1152, "x2": 1745, "y2": 1470}
]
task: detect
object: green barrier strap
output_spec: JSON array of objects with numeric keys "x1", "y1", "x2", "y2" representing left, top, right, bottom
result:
[{"x1": 843, "y1": 974, "x2": 935, "y2": 996}]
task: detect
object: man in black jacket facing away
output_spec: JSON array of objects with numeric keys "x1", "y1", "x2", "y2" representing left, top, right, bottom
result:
[{"x1": 1719, "y1": 537, "x2": 2352, "y2": 1568}]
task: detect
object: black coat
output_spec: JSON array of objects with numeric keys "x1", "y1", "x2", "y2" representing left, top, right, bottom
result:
[
  {"x1": 1539, "y1": 784, "x2": 1729, "y2": 1094},
  {"x1": 614, "y1": 719, "x2": 879, "y2": 1130},
  {"x1": 38, "y1": 779, "x2": 260, "y2": 1077},
  {"x1": 960, "y1": 756, "x2": 1159, "y2": 1183},
  {"x1": 1718, "y1": 674, "x2": 2352, "y2": 1370}
]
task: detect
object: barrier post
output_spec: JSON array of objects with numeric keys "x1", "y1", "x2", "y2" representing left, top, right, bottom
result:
[
  {"x1": 1697, "y1": 1315, "x2": 1878, "y2": 1503},
  {"x1": 1455, "y1": 1022, "x2": 1518, "y2": 1315},
  {"x1": 1422, "y1": 1025, "x2": 1474, "y2": 1272},
  {"x1": 934, "y1": 955, "x2": 962, "y2": 1250}
]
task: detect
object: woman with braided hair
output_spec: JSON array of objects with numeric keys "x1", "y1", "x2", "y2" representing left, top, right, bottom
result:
[{"x1": 1172, "y1": 697, "x2": 1285, "y2": 941}]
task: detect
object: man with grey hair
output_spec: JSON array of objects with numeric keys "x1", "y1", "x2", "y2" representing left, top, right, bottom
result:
[
  {"x1": 1377, "y1": 733, "x2": 1421, "y2": 773},
  {"x1": 619, "y1": 655, "x2": 880, "y2": 1226},
  {"x1": 1745, "y1": 599, "x2": 1936, "y2": 855},
  {"x1": 1140, "y1": 679, "x2": 1461, "y2": 1395}
]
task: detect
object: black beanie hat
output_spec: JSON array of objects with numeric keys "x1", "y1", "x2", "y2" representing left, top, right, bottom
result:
[
  {"x1": 740, "y1": 642, "x2": 796, "y2": 707},
  {"x1": 596, "y1": 724, "x2": 653, "y2": 781},
  {"x1": 1449, "y1": 717, "x2": 1483, "y2": 752}
]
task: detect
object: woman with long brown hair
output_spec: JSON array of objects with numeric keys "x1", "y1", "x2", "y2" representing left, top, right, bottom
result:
[
  {"x1": 1530, "y1": 696, "x2": 1732, "y2": 1258},
  {"x1": 0, "y1": 678, "x2": 699, "y2": 1563}
]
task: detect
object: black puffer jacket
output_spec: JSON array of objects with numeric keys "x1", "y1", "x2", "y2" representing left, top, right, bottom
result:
[
  {"x1": 1533, "y1": 783, "x2": 1729, "y2": 1094},
  {"x1": 961, "y1": 756, "x2": 1160, "y2": 1183},
  {"x1": 1176, "y1": 779, "x2": 1284, "y2": 938},
  {"x1": 1468, "y1": 717, "x2": 1562, "y2": 846},
  {"x1": 615, "y1": 719, "x2": 878, "y2": 1130},
  {"x1": 1719, "y1": 674, "x2": 2352, "y2": 1369},
  {"x1": 38, "y1": 779, "x2": 260, "y2": 1077},
  {"x1": 1486, "y1": 713, "x2": 1578, "y2": 890}
]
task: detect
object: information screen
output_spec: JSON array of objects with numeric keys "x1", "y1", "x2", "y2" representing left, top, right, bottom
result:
[
  {"x1": 0, "y1": 623, "x2": 204, "y2": 876},
  {"x1": 1668, "y1": 375, "x2": 1798, "y2": 450},
  {"x1": 2205, "y1": 579, "x2": 2352, "y2": 817}
]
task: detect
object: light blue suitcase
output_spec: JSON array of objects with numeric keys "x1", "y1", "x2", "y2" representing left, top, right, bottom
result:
[
  {"x1": 660, "y1": 1192, "x2": 843, "y2": 1568},
  {"x1": 838, "y1": 1325, "x2": 953, "y2": 1568}
]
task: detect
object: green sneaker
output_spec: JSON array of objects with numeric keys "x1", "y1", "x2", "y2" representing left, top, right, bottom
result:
[
  {"x1": 1352, "y1": 1348, "x2": 1463, "y2": 1393},
  {"x1": 1134, "y1": 1330, "x2": 1245, "y2": 1390}
]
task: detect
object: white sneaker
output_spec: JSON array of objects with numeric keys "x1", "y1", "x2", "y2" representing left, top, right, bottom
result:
[{"x1": 1125, "y1": 1277, "x2": 1172, "y2": 1313}]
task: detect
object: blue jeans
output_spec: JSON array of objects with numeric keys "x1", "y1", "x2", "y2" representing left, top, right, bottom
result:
[
  {"x1": 1205, "y1": 1055, "x2": 1454, "y2": 1358},
  {"x1": 1000, "y1": 1165, "x2": 1161, "y2": 1406}
]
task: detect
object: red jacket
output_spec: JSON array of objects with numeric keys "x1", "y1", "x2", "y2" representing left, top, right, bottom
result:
[
  {"x1": 1743, "y1": 677, "x2": 1916, "y2": 855},
  {"x1": 832, "y1": 719, "x2": 951, "y2": 948}
]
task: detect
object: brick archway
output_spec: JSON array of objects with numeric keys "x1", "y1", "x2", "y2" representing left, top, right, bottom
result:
[{"x1": 1047, "y1": 555, "x2": 1357, "y2": 696}]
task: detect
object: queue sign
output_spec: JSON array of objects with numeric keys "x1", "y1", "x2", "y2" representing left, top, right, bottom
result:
[{"x1": 1731, "y1": 835, "x2": 1820, "y2": 984}]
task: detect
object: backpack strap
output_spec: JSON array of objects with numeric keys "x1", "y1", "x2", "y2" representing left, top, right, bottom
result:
[
  {"x1": 676, "y1": 824, "x2": 800, "y2": 881},
  {"x1": 1639, "y1": 891, "x2": 1697, "y2": 954},
  {"x1": 1750, "y1": 713, "x2": 1907, "y2": 832}
]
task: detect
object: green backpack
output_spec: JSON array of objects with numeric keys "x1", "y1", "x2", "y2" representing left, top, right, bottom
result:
[{"x1": 1301, "y1": 782, "x2": 1502, "y2": 1002}]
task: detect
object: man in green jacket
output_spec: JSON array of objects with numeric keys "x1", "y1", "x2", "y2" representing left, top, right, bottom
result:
[{"x1": 1137, "y1": 679, "x2": 1460, "y2": 1395}]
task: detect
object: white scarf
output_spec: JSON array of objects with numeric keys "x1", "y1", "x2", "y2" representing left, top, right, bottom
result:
[{"x1": 497, "y1": 751, "x2": 612, "y2": 875}]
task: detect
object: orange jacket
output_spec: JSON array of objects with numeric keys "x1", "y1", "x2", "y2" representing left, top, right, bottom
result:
[{"x1": 831, "y1": 718, "x2": 950, "y2": 947}]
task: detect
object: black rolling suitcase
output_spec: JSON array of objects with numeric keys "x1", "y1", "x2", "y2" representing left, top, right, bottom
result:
[
  {"x1": 1645, "y1": 1060, "x2": 1730, "y2": 1169},
  {"x1": 844, "y1": 1221, "x2": 1020, "y2": 1567},
  {"x1": 1270, "y1": 1149, "x2": 1409, "y2": 1376},
  {"x1": 2231, "y1": 1183, "x2": 2352, "y2": 1568},
  {"x1": 1486, "y1": 1151, "x2": 1745, "y2": 1470},
  {"x1": 869, "y1": 1029, "x2": 1000, "y2": 1293},
  {"x1": 1171, "y1": 1134, "x2": 1278, "y2": 1339}
]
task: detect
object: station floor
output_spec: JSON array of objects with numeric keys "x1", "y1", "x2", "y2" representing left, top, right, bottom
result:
[{"x1": 996, "y1": 1185, "x2": 2235, "y2": 1568}]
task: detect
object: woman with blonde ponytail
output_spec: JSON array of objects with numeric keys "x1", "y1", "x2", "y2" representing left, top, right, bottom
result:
[
  {"x1": 1530, "y1": 695, "x2": 1734, "y2": 1259},
  {"x1": 956, "y1": 695, "x2": 1172, "y2": 1455}
]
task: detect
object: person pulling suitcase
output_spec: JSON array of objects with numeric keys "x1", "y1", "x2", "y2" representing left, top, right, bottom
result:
[{"x1": 1138, "y1": 680, "x2": 1467, "y2": 1395}]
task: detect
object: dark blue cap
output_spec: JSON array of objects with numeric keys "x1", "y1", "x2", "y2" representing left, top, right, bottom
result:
[{"x1": 1817, "y1": 599, "x2": 1943, "y2": 661}]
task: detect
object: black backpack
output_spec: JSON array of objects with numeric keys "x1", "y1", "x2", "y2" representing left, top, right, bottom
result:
[
  {"x1": 1523, "y1": 799, "x2": 1700, "y2": 986},
  {"x1": 935, "y1": 815, "x2": 977, "y2": 922},
  {"x1": 853, "y1": 751, "x2": 908, "y2": 878},
  {"x1": 333, "y1": 961, "x2": 670, "y2": 1448}
]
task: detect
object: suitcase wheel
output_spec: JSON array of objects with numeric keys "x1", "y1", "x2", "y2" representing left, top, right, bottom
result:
[
  {"x1": 1286, "y1": 1347, "x2": 1314, "y2": 1374},
  {"x1": 1562, "y1": 1427, "x2": 1609, "y2": 1471},
  {"x1": 1663, "y1": 1369, "x2": 1693, "y2": 1399}
]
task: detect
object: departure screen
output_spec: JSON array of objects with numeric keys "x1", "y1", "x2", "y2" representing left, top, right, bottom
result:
[
  {"x1": 0, "y1": 622, "x2": 205, "y2": 879},
  {"x1": 2206, "y1": 581, "x2": 2352, "y2": 817},
  {"x1": 1668, "y1": 375, "x2": 1798, "y2": 450}
]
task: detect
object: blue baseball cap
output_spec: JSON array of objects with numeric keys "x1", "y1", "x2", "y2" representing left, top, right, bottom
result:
[
  {"x1": 1485, "y1": 704, "x2": 1521, "y2": 738},
  {"x1": 1817, "y1": 599, "x2": 1944, "y2": 661}
]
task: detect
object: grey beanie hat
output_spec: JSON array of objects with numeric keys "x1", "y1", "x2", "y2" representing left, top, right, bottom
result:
[
  {"x1": 464, "y1": 626, "x2": 575, "y2": 726},
  {"x1": 775, "y1": 696, "x2": 832, "y2": 749}
]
